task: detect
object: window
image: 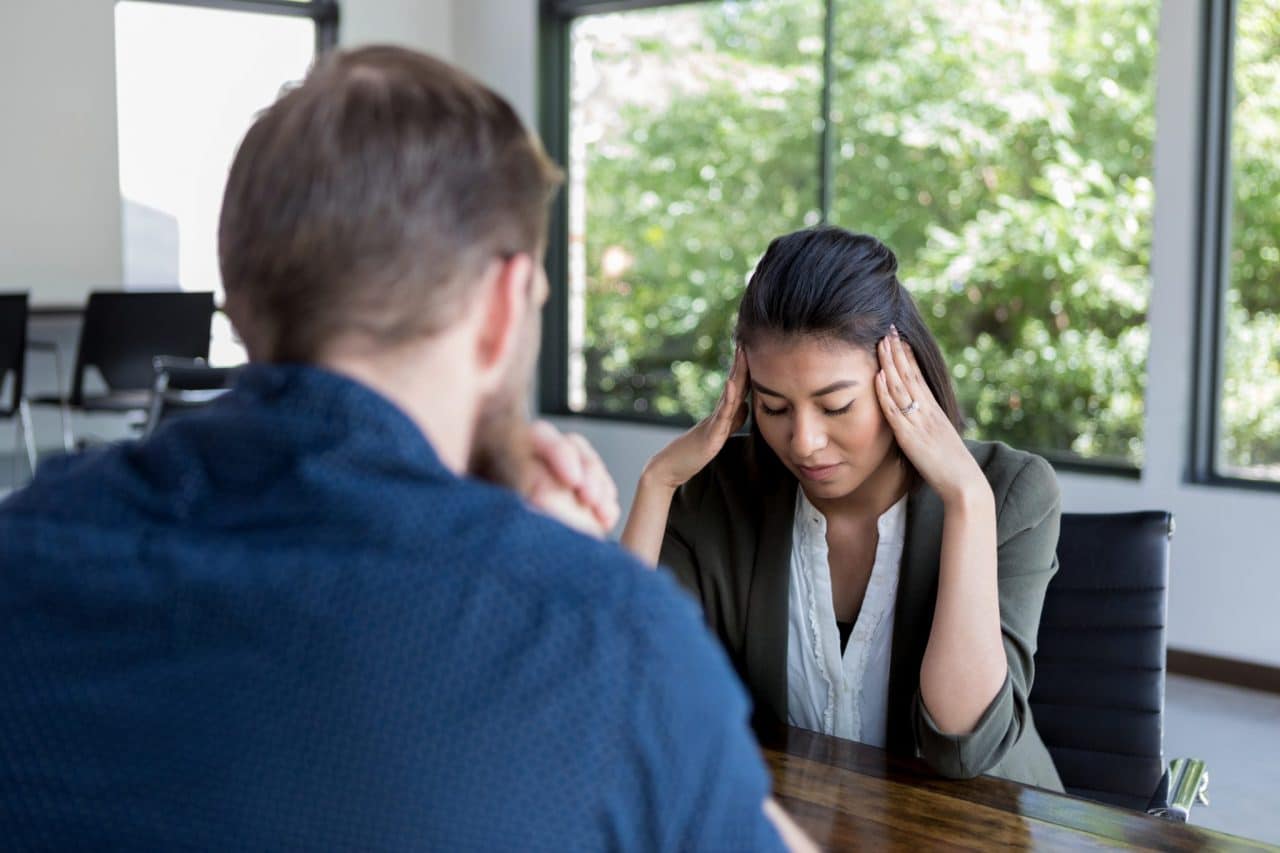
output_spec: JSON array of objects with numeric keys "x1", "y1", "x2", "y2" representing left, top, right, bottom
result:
[
  {"x1": 1214, "y1": 0, "x2": 1280, "y2": 483},
  {"x1": 543, "y1": 0, "x2": 1158, "y2": 469},
  {"x1": 114, "y1": 0, "x2": 335, "y2": 364},
  {"x1": 560, "y1": 1, "x2": 823, "y2": 418}
]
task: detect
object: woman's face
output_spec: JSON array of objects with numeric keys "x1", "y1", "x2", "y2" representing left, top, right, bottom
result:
[{"x1": 746, "y1": 334, "x2": 898, "y2": 503}]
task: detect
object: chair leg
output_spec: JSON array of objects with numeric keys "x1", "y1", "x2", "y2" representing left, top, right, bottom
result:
[{"x1": 19, "y1": 398, "x2": 37, "y2": 476}]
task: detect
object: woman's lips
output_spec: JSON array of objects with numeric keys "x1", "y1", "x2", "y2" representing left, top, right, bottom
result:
[{"x1": 797, "y1": 463, "x2": 842, "y2": 481}]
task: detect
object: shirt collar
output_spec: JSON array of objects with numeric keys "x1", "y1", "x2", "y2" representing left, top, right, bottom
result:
[
  {"x1": 794, "y1": 488, "x2": 909, "y2": 537},
  {"x1": 233, "y1": 362, "x2": 452, "y2": 480}
]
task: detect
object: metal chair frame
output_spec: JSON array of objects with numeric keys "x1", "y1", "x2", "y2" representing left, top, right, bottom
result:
[{"x1": 0, "y1": 293, "x2": 37, "y2": 483}]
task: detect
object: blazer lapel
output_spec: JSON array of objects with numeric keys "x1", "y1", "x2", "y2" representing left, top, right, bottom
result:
[
  {"x1": 886, "y1": 484, "x2": 945, "y2": 754},
  {"x1": 742, "y1": 477, "x2": 796, "y2": 728}
]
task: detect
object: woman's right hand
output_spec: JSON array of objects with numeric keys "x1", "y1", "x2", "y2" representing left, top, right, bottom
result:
[
  {"x1": 644, "y1": 347, "x2": 750, "y2": 491},
  {"x1": 622, "y1": 347, "x2": 750, "y2": 566}
]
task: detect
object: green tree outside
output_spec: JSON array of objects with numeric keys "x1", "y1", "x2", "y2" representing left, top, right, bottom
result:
[{"x1": 569, "y1": 0, "x2": 1280, "y2": 474}]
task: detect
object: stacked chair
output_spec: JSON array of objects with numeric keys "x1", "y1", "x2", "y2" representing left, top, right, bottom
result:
[{"x1": 28, "y1": 290, "x2": 215, "y2": 450}]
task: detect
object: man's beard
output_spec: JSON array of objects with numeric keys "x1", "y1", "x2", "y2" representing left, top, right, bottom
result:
[
  {"x1": 467, "y1": 315, "x2": 539, "y2": 489},
  {"x1": 467, "y1": 382, "x2": 531, "y2": 489}
]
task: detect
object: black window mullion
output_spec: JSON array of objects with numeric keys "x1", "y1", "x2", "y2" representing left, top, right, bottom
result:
[
  {"x1": 123, "y1": 0, "x2": 323, "y2": 16},
  {"x1": 1192, "y1": 0, "x2": 1237, "y2": 483},
  {"x1": 315, "y1": 0, "x2": 339, "y2": 52},
  {"x1": 121, "y1": 0, "x2": 338, "y2": 49},
  {"x1": 818, "y1": 0, "x2": 835, "y2": 224},
  {"x1": 538, "y1": 1, "x2": 573, "y2": 415}
]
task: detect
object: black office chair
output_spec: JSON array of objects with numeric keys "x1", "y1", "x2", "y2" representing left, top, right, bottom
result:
[
  {"x1": 143, "y1": 356, "x2": 240, "y2": 437},
  {"x1": 29, "y1": 291, "x2": 215, "y2": 450},
  {"x1": 0, "y1": 293, "x2": 37, "y2": 482},
  {"x1": 1031, "y1": 511, "x2": 1208, "y2": 820}
]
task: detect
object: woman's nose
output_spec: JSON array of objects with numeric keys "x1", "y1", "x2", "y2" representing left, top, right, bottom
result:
[{"x1": 790, "y1": 412, "x2": 828, "y2": 460}]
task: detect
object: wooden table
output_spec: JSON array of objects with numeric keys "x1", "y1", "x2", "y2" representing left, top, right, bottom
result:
[{"x1": 763, "y1": 726, "x2": 1275, "y2": 851}]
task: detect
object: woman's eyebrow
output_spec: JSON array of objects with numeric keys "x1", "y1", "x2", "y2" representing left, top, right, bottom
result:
[
  {"x1": 750, "y1": 379, "x2": 858, "y2": 399},
  {"x1": 810, "y1": 380, "x2": 859, "y2": 397}
]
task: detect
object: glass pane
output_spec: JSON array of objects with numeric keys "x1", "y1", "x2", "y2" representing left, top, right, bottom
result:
[
  {"x1": 568, "y1": 0, "x2": 823, "y2": 419},
  {"x1": 114, "y1": 2, "x2": 314, "y2": 304},
  {"x1": 1221, "y1": 0, "x2": 1280, "y2": 481},
  {"x1": 830, "y1": 0, "x2": 1158, "y2": 466}
]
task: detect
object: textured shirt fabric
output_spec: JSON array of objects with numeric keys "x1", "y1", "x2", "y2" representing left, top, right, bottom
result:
[
  {"x1": 786, "y1": 490, "x2": 906, "y2": 746},
  {"x1": 0, "y1": 364, "x2": 784, "y2": 852}
]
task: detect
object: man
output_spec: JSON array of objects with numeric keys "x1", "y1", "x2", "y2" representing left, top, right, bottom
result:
[{"x1": 0, "y1": 47, "x2": 813, "y2": 850}]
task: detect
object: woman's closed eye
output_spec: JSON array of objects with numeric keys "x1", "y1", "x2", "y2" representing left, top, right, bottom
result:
[
  {"x1": 759, "y1": 402, "x2": 788, "y2": 417},
  {"x1": 758, "y1": 400, "x2": 854, "y2": 417}
]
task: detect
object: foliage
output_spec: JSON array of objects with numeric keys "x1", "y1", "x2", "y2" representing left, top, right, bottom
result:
[
  {"x1": 571, "y1": 0, "x2": 1279, "y2": 469},
  {"x1": 1224, "y1": 0, "x2": 1280, "y2": 475}
]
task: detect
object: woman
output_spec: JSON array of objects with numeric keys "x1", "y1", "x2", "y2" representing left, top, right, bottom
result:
[{"x1": 622, "y1": 227, "x2": 1063, "y2": 789}]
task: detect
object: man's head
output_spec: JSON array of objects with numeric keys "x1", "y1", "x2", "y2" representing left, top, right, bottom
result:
[{"x1": 218, "y1": 46, "x2": 563, "y2": 481}]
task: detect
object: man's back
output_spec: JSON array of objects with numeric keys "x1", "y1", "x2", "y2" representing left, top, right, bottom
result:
[{"x1": 0, "y1": 365, "x2": 782, "y2": 850}]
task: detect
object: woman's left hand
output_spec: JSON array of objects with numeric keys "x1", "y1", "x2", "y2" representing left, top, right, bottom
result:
[{"x1": 874, "y1": 326, "x2": 989, "y2": 507}]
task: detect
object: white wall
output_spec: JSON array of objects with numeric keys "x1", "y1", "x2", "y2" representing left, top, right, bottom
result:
[
  {"x1": 0, "y1": 0, "x2": 124, "y2": 306},
  {"x1": 341, "y1": 0, "x2": 454, "y2": 57},
  {"x1": 450, "y1": 0, "x2": 1280, "y2": 668},
  {"x1": 453, "y1": 0, "x2": 538, "y2": 124},
  {"x1": 0, "y1": 0, "x2": 455, "y2": 312}
]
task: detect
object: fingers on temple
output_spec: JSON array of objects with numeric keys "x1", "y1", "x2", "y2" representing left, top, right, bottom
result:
[
  {"x1": 879, "y1": 336, "x2": 909, "y2": 407},
  {"x1": 874, "y1": 369, "x2": 902, "y2": 424},
  {"x1": 890, "y1": 328, "x2": 919, "y2": 393}
]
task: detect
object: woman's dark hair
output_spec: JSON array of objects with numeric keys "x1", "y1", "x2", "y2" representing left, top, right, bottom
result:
[{"x1": 736, "y1": 226, "x2": 964, "y2": 490}]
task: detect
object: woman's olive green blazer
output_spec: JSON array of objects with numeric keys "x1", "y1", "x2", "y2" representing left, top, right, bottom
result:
[{"x1": 659, "y1": 433, "x2": 1065, "y2": 791}]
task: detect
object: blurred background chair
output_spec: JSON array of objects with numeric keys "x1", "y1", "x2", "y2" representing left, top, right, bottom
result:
[
  {"x1": 1030, "y1": 511, "x2": 1209, "y2": 821},
  {"x1": 143, "y1": 355, "x2": 239, "y2": 436},
  {"x1": 28, "y1": 290, "x2": 215, "y2": 450},
  {"x1": 0, "y1": 292, "x2": 37, "y2": 483}
]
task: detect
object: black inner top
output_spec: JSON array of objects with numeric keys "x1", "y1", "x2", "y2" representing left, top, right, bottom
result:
[{"x1": 837, "y1": 620, "x2": 854, "y2": 654}]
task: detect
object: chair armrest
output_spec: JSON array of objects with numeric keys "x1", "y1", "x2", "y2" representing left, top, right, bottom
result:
[
  {"x1": 1147, "y1": 757, "x2": 1210, "y2": 822},
  {"x1": 152, "y1": 355, "x2": 207, "y2": 374}
]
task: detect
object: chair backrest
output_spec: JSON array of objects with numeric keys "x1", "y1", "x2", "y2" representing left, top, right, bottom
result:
[
  {"x1": 70, "y1": 291, "x2": 215, "y2": 404},
  {"x1": 144, "y1": 356, "x2": 240, "y2": 436},
  {"x1": 0, "y1": 292, "x2": 29, "y2": 416},
  {"x1": 1030, "y1": 511, "x2": 1173, "y2": 810}
]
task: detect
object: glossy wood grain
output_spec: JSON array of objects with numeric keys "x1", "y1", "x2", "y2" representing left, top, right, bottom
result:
[{"x1": 763, "y1": 726, "x2": 1276, "y2": 851}]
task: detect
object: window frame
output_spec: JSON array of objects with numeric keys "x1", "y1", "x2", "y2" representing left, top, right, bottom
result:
[
  {"x1": 537, "y1": 0, "x2": 1155, "y2": 479},
  {"x1": 119, "y1": 0, "x2": 339, "y2": 53},
  {"x1": 113, "y1": 0, "x2": 339, "y2": 304},
  {"x1": 1192, "y1": 0, "x2": 1280, "y2": 493}
]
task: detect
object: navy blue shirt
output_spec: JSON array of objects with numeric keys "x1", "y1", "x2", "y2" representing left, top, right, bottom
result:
[{"x1": 0, "y1": 365, "x2": 783, "y2": 851}]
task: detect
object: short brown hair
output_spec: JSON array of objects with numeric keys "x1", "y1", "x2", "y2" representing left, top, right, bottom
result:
[{"x1": 218, "y1": 46, "x2": 564, "y2": 362}]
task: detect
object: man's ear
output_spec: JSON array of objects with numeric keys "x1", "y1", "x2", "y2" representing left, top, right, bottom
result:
[{"x1": 474, "y1": 253, "x2": 535, "y2": 392}]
